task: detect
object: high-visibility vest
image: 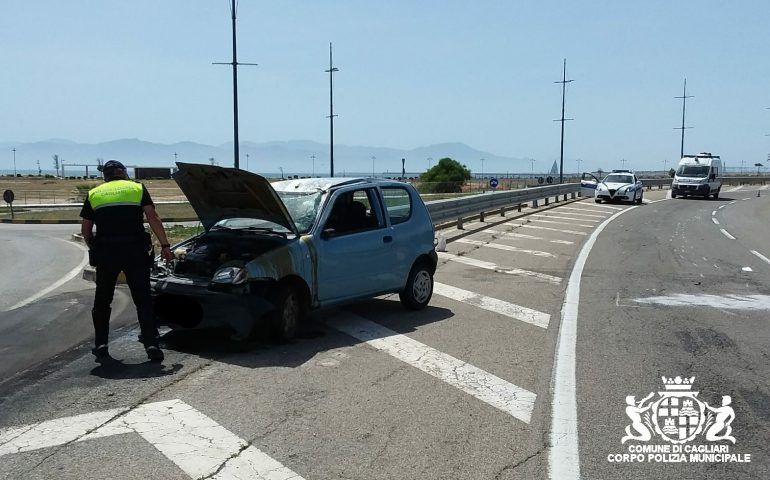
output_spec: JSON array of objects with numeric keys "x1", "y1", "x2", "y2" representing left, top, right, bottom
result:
[{"x1": 87, "y1": 180, "x2": 144, "y2": 210}]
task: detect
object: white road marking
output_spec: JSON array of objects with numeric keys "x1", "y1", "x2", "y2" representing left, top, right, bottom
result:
[
  {"x1": 750, "y1": 250, "x2": 770, "y2": 265},
  {"x1": 483, "y1": 229, "x2": 574, "y2": 245},
  {"x1": 760, "y1": 185, "x2": 769, "y2": 191},
  {"x1": 720, "y1": 229, "x2": 736, "y2": 240},
  {"x1": 742, "y1": 267, "x2": 753, "y2": 272},
  {"x1": 729, "y1": 201, "x2": 737, "y2": 205},
  {"x1": 742, "y1": 198, "x2": 751, "y2": 201},
  {"x1": 549, "y1": 205, "x2": 636, "y2": 480},
  {"x1": 718, "y1": 205, "x2": 726, "y2": 210},
  {"x1": 5, "y1": 239, "x2": 90, "y2": 312},
  {"x1": 433, "y1": 282, "x2": 550, "y2": 328},
  {"x1": 455, "y1": 238, "x2": 557, "y2": 258},
  {"x1": 529, "y1": 218, "x2": 595, "y2": 228},
  {"x1": 0, "y1": 399, "x2": 305, "y2": 480},
  {"x1": 633, "y1": 293, "x2": 770, "y2": 310},
  {"x1": 578, "y1": 202, "x2": 623, "y2": 210},
  {"x1": 508, "y1": 223, "x2": 588, "y2": 236},
  {"x1": 438, "y1": 252, "x2": 562, "y2": 284},
  {"x1": 726, "y1": 185, "x2": 743, "y2": 192},
  {"x1": 552, "y1": 207, "x2": 608, "y2": 218},
  {"x1": 531, "y1": 213, "x2": 599, "y2": 223},
  {"x1": 328, "y1": 312, "x2": 537, "y2": 423},
  {"x1": 712, "y1": 218, "x2": 720, "y2": 225},
  {"x1": 711, "y1": 210, "x2": 717, "y2": 216}
]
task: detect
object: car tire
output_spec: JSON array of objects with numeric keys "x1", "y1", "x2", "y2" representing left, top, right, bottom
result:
[
  {"x1": 269, "y1": 284, "x2": 302, "y2": 341},
  {"x1": 399, "y1": 261, "x2": 434, "y2": 310},
  {"x1": 594, "y1": 198, "x2": 602, "y2": 203},
  {"x1": 671, "y1": 192, "x2": 677, "y2": 198},
  {"x1": 636, "y1": 191, "x2": 643, "y2": 204}
]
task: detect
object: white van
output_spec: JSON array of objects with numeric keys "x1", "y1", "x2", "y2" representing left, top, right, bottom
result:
[{"x1": 671, "y1": 153, "x2": 722, "y2": 199}]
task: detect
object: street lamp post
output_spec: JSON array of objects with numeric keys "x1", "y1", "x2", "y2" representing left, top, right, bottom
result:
[
  {"x1": 371, "y1": 156, "x2": 376, "y2": 177},
  {"x1": 325, "y1": 43, "x2": 339, "y2": 177},
  {"x1": 576, "y1": 158, "x2": 583, "y2": 175},
  {"x1": 311, "y1": 154, "x2": 316, "y2": 177},
  {"x1": 428, "y1": 157, "x2": 433, "y2": 169},
  {"x1": 530, "y1": 158, "x2": 535, "y2": 176},
  {"x1": 12, "y1": 148, "x2": 17, "y2": 177},
  {"x1": 481, "y1": 158, "x2": 485, "y2": 178}
]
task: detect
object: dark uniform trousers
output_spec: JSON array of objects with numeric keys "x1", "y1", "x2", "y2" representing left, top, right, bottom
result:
[{"x1": 92, "y1": 241, "x2": 159, "y2": 348}]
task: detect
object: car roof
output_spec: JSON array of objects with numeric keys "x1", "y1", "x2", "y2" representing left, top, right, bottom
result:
[{"x1": 271, "y1": 177, "x2": 407, "y2": 193}]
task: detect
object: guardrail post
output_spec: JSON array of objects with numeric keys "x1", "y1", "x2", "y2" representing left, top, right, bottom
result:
[
  {"x1": 500, "y1": 206, "x2": 505, "y2": 217},
  {"x1": 457, "y1": 217, "x2": 464, "y2": 230},
  {"x1": 544, "y1": 197, "x2": 549, "y2": 206},
  {"x1": 570, "y1": 192, "x2": 576, "y2": 199},
  {"x1": 532, "y1": 199, "x2": 539, "y2": 208},
  {"x1": 518, "y1": 203, "x2": 522, "y2": 212},
  {"x1": 563, "y1": 193, "x2": 568, "y2": 201},
  {"x1": 479, "y1": 211, "x2": 485, "y2": 222}
]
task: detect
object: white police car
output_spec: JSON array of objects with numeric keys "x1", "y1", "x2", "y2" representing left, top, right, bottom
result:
[{"x1": 592, "y1": 170, "x2": 643, "y2": 204}]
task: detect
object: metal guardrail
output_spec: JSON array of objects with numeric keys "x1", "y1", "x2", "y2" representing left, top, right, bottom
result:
[{"x1": 426, "y1": 183, "x2": 580, "y2": 226}]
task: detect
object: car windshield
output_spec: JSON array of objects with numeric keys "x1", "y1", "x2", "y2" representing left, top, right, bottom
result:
[
  {"x1": 676, "y1": 165, "x2": 710, "y2": 176},
  {"x1": 603, "y1": 174, "x2": 633, "y2": 184},
  {"x1": 276, "y1": 190, "x2": 323, "y2": 234}
]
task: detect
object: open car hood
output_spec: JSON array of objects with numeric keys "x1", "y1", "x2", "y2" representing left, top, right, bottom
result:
[{"x1": 173, "y1": 162, "x2": 298, "y2": 234}]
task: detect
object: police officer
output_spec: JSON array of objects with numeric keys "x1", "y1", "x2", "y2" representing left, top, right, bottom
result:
[{"x1": 80, "y1": 160, "x2": 174, "y2": 362}]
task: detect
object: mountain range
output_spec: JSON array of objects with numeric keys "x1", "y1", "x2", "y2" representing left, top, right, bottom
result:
[{"x1": 0, "y1": 139, "x2": 532, "y2": 176}]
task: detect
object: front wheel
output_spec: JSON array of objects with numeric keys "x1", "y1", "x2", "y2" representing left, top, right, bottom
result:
[
  {"x1": 399, "y1": 262, "x2": 434, "y2": 310},
  {"x1": 269, "y1": 285, "x2": 303, "y2": 341},
  {"x1": 594, "y1": 198, "x2": 602, "y2": 203}
]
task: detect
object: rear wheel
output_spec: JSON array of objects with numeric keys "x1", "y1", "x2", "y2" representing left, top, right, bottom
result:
[
  {"x1": 269, "y1": 285, "x2": 303, "y2": 341},
  {"x1": 399, "y1": 262, "x2": 434, "y2": 310},
  {"x1": 636, "y1": 190, "x2": 643, "y2": 204}
]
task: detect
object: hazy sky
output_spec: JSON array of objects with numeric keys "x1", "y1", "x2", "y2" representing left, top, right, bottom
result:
[{"x1": 2, "y1": 0, "x2": 769, "y2": 172}]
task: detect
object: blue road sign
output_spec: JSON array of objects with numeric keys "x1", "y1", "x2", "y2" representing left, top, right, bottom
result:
[{"x1": 489, "y1": 177, "x2": 498, "y2": 189}]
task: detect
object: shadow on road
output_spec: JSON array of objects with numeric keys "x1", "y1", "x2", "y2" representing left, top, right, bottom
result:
[{"x1": 90, "y1": 359, "x2": 184, "y2": 379}]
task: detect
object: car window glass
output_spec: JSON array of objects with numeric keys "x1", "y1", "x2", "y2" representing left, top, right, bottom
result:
[
  {"x1": 324, "y1": 188, "x2": 382, "y2": 235},
  {"x1": 381, "y1": 187, "x2": 412, "y2": 225}
]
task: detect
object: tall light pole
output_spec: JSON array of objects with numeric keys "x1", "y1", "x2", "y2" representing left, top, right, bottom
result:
[
  {"x1": 246, "y1": 153, "x2": 250, "y2": 172},
  {"x1": 621, "y1": 158, "x2": 627, "y2": 169},
  {"x1": 371, "y1": 156, "x2": 376, "y2": 177},
  {"x1": 554, "y1": 58, "x2": 574, "y2": 184},
  {"x1": 213, "y1": 0, "x2": 258, "y2": 169},
  {"x1": 428, "y1": 157, "x2": 433, "y2": 169},
  {"x1": 674, "y1": 79, "x2": 694, "y2": 160},
  {"x1": 576, "y1": 158, "x2": 583, "y2": 175},
  {"x1": 311, "y1": 154, "x2": 316, "y2": 176},
  {"x1": 12, "y1": 148, "x2": 17, "y2": 177},
  {"x1": 480, "y1": 158, "x2": 485, "y2": 179},
  {"x1": 530, "y1": 158, "x2": 536, "y2": 176},
  {"x1": 325, "y1": 42, "x2": 339, "y2": 177},
  {"x1": 663, "y1": 158, "x2": 667, "y2": 174}
]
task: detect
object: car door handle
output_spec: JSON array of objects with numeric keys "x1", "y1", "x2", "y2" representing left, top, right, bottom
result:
[{"x1": 383, "y1": 236, "x2": 393, "y2": 243}]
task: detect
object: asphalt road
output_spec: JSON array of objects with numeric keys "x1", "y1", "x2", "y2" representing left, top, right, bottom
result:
[{"x1": 1, "y1": 187, "x2": 768, "y2": 480}]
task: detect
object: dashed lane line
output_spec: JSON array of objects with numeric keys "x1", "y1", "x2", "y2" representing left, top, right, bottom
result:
[
  {"x1": 482, "y1": 229, "x2": 574, "y2": 245},
  {"x1": 720, "y1": 229, "x2": 736, "y2": 240},
  {"x1": 434, "y1": 282, "x2": 550, "y2": 328},
  {"x1": 0, "y1": 399, "x2": 306, "y2": 480},
  {"x1": 751, "y1": 250, "x2": 770, "y2": 266},
  {"x1": 530, "y1": 214, "x2": 599, "y2": 223},
  {"x1": 506, "y1": 223, "x2": 589, "y2": 236},
  {"x1": 712, "y1": 218, "x2": 720, "y2": 225},
  {"x1": 438, "y1": 252, "x2": 563, "y2": 284},
  {"x1": 328, "y1": 311, "x2": 537, "y2": 423},
  {"x1": 455, "y1": 238, "x2": 557, "y2": 258}
]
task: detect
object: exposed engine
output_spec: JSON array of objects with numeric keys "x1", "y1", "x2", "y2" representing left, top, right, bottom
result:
[{"x1": 168, "y1": 231, "x2": 288, "y2": 278}]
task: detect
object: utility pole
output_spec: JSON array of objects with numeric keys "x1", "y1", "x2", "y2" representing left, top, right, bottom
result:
[
  {"x1": 674, "y1": 78, "x2": 693, "y2": 159},
  {"x1": 325, "y1": 42, "x2": 339, "y2": 177},
  {"x1": 311, "y1": 154, "x2": 316, "y2": 176},
  {"x1": 213, "y1": 0, "x2": 258, "y2": 169},
  {"x1": 428, "y1": 157, "x2": 433, "y2": 169},
  {"x1": 371, "y1": 156, "x2": 376, "y2": 177},
  {"x1": 12, "y1": 148, "x2": 17, "y2": 176},
  {"x1": 621, "y1": 158, "x2": 627, "y2": 169},
  {"x1": 576, "y1": 158, "x2": 583, "y2": 175},
  {"x1": 663, "y1": 158, "x2": 667, "y2": 174},
  {"x1": 246, "y1": 153, "x2": 250, "y2": 171},
  {"x1": 480, "y1": 158, "x2": 485, "y2": 179},
  {"x1": 173, "y1": 151, "x2": 178, "y2": 165},
  {"x1": 530, "y1": 158, "x2": 536, "y2": 176},
  {"x1": 553, "y1": 59, "x2": 574, "y2": 184}
]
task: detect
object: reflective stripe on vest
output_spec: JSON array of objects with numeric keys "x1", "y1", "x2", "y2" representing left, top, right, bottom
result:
[{"x1": 88, "y1": 180, "x2": 144, "y2": 210}]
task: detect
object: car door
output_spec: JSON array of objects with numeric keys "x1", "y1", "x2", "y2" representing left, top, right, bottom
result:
[{"x1": 315, "y1": 187, "x2": 395, "y2": 304}]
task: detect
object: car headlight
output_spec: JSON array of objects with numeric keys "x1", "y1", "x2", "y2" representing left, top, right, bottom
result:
[{"x1": 212, "y1": 266, "x2": 248, "y2": 285}]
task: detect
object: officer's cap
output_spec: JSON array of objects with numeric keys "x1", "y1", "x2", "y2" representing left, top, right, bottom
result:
[{"x1": 99, "y1": 160, "x2": 126, "y2": 172}]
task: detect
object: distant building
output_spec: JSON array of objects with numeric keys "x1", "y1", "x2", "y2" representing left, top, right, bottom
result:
[{"x1": 134, "y1": 167, "x2": 172, "y2": 180}]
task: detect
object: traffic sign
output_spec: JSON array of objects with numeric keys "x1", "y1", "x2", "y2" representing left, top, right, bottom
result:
[
  {"x1": 489, "y1": 177, "x2": 498, "y2": 189},
  {"x1": 3, "y1": 189, "x2": 13, "y2": 204}
]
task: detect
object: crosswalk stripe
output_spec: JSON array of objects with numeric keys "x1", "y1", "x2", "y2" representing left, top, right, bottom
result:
[
  {"x1": 505, "y1": 223, "x2": 588, "y2": 236},
  {"x1": 575, "y1": 201, "x2": 623, "y2": 210},
  {"x1": 483, "y1": 229, "x2": 574, "y2": 245},
  {"x1": 455, "y1": 238, "x2": 557, "y2": 258},
  {"x1": 328, "y1": 311, "x2": 537, "y2": 423},
  {"x1": 434, "y1": 282, "x2": 550, "y2": 328},
  {"x1": 528, "y1": 218, "x2": 595, "y2": 228},
  {"x1": 438, "y1": 251, "x2": 562, "y2": 284}
]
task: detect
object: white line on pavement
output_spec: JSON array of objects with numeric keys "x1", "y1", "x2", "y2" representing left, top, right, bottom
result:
[
  {"x1": 438, "y1": 252, "x2": 563, "y2": 284},
  {"x1": 720, "y1": 229, "x2": 736, "y2": 240},
  {"x1": 528, "y1": 218, "x2": 595, "y2": 228},
  {"x1": 455, "y1": 238, "x2": 557, "y2": 258},
  {"x1": 577, "y1": 202, "x2": 623, "y2": 210},
  {"x1": 549, "y1": 205, "x2": 636, "y2": 480},
  {"x1": 483, "y1": 229, "x2": 574, "y2": 245},
  {"x1": 711, "y1": 210, "x2": 717, "y2": 216},
  {"x1": 557, "y1": 206, "x2": 614, "y2": 215},
  {"x1": 0, "y1": 399, "x2": 305, "y2": 480},
  {"x1": 531, "y1": 213, "x2": 599, "y2": 223},
  {"x1": 718, "y1": 205, "x2": 726, "y2": 210},
  {"x1": 726, "y1": 186, "x2": 743, "y2": 192},
  {"x1": 5, "y1": 238, "x2": 90, "y2": 312},
  {"x1": 549, "y1": 208, "x2": 607, "y2": 218},
  {"x1": 712, "y1": 218, "x2": 720, "y2": 225},
  {"x1": 742, "y1": 267, "x2": 753, "y2": 272},
  {"x1": 433, "y1": 282, "x2": 550, "y2": 328},
  {"x1": 751, "y1": 250, "x2": 770, "y2": 265},
  {"x1": 633, "y1": 293, "x2": 770, "y2": 310},
  {"x1": 508, "y1": 223, "x2": 588, "y2": 236},
  {"x1": 328, "y1": 311, "x2": 537, "y2": 423}
]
